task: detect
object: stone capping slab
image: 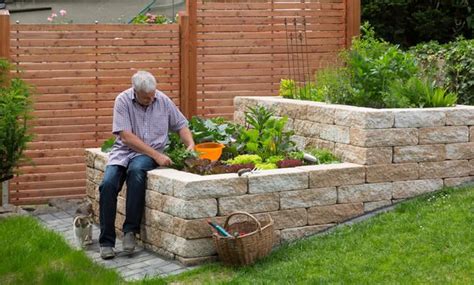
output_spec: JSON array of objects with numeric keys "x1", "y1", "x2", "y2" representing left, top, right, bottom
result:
[
  {"x1": 148, "y1": 169, "x2": 248, "y2": 199},
  {"x1": 248, "y1": 168, "x2": 308, "y2": 194},
  {"x1": 391, "y1": 109, "x2": 446, "y2": 128},
  {"x1": 234, "y1": 96, "x2": 474, "y2": 129}
]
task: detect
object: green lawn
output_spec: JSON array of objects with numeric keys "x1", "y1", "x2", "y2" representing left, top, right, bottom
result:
[
  {"x1": 0, "y1": 216, "x2": 121, "y2": 285},
  {"x1": 1, "y1": 187, "x2": 473, "y2": 285}
]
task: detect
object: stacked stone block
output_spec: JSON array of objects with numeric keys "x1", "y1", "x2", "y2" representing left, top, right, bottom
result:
[
  {"x1": 234, "y1": 96, "x2": 474, "y2": 188},
  {"x1": 86, "y1": 147, "x2": 458, "y2": 265},
  {"x1": 84, "y1": 97, "x2": 473, "y2": 265}
]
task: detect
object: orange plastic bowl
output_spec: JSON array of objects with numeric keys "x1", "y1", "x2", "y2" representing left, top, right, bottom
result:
[{"x1": 195, "y1": 142, "x2": 225, "y2": 161}]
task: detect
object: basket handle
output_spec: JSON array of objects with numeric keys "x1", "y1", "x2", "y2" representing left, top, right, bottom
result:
[{"x1": 224, "y1": 211, "x2": 262, "y2": 232}]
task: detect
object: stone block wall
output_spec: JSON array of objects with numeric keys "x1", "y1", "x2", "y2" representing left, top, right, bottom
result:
[
  {"x1": 84, "y1": 97, "x2": 473, "y2": 265},
  {"x1": 85, "y1": 146, "x2": 468, "y2": 265},
  {"x1": 234, "y1": 96, "x2": 474, "y2": 188}
]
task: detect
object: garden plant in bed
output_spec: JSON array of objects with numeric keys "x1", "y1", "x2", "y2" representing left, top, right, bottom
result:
[
  {"x1": 279, "y1": 23, "x2": 462, "y2": 108},
  {"x1": 102, "y1": 105, "x2": 339, "y2": 175}
]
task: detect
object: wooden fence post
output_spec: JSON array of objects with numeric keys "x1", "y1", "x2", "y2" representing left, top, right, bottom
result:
[
  {"x1": 179, "y1": 1, "x2": 197, "y2": 119},
  {"x1": 0, "y1": 10, "x2": 8, "y2": 205},
  {"x1": 346, "y1": 0, "x2": 360, "y2": 48},
  {"x1": 0, "y1": 10, "x2": 10, "y2": 60}
]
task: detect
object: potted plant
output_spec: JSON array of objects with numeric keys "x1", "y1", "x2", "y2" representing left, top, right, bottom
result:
[{"x1": 0, "y1": 59, "x2": 34, "y2": 205}]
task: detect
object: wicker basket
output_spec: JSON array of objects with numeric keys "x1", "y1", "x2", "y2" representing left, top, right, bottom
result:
[{"x1": 213, "y1": 211, "x2": 274, "y2": 266}]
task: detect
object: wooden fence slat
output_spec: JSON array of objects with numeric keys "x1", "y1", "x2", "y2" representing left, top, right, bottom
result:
[
  {"x1": 13, "y1": 24, "x2": 179, "y2": 31},
  {"x1": 14, "y1": 171, "x2": 86, "y2": 183},
  {"x1": 15, "y1": 53, "x2": 179, "y2": 63},
  {"x1": 12, "y1": 31, "x2": 179, "y2": 40},
  {"x1": 10, "y1": 188, "x2": 86, "y2": 199},
  {"x1": 10, "y1": 179, "x2": 85, "y2": 191},
  {"x1": 15, "y1": 46, "x2": 179, "y2": 55},
  {"x1": 197, "y1": 23, "x2": 343, "y2": 32}
]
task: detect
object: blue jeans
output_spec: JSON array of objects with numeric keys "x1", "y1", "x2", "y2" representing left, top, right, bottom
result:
[{"x1": 99, "y1": 155, "x2": 157, "y2": 247}]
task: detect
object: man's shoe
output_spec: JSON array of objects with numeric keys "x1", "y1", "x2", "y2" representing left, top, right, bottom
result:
[
  {"x1": 123, "y1": 232, "x2": 136, "y2": 253},
  {"x1": 100, "y1": 246, "x2": 115, "y2": 260}
]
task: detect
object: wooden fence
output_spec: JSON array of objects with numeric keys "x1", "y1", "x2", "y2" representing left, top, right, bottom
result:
[
  {"x1": 194, "y1": 0, "x2": 354, "y2": 117},
  {"x1": 6, "y1": 23, "x2": 180, "y2": 205},
  {"x1": 0, "y1": 0, "x2": 359, "y2": 204}
]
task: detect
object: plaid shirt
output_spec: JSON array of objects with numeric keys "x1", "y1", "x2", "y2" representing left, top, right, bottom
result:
[{"x1": 107, "y1": 88, "x2": 188, "y2": 167}]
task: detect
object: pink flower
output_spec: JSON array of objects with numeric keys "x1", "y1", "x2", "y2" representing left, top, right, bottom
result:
[
  {"x1": 47, "y1": 17, "x2": 53, "y2": 22},
  {"x1": 59, "y1": 9, "x2": 67, "y2": 16},
  {"x1": 51, "y1": 13, "x2": 58, "y2": 18},
  {"x1": 145, "y1": 13, "x2": 152, "y2": 17}
]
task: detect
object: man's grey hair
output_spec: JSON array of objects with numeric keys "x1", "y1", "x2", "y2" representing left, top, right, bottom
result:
[{"x1": 132, "y1": 71, "x2": 157, "y2": 93}]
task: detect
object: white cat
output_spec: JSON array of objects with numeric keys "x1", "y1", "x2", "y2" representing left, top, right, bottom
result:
[
  {"x1": 73, "y1": 202, "x2": 93, "y2": 248},
  {"x1": 73, "y1": 215, "x2": 93, "y2": 248}
]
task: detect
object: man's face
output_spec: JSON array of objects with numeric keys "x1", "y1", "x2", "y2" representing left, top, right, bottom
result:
[{"x1": 135, "y1": 90, "x2": 155, "y2": 106}]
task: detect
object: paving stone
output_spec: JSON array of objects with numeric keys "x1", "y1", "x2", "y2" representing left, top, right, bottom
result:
[
  {"x1": 160, "y1": 262, "x2": 183, "y2": 274},
  {"x1": 35, "y1": 210, "x2": 189, "y2": 281}
]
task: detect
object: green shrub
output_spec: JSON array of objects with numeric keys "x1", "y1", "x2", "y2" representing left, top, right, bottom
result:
[
  {"x1": 362, "y1": 0, "x2": 473, "y2": 48},
  {"x1": 385, "y1": 77, "x2": 457, "y2": 108},
  {"x1": 281, "y1": 24, "x2": 460, "y2": 108},
  {"x1": 131, "y1": 13, "x2": 171, "y2": 24},
  {"x1": 279, "y1": 79, "x2": 322, "y2": 102},
  {"x1": 314, "y1": 24, "x2": 419, "y2": 108},
  {"x1": 0, "y1": 60, "x2": 34, "y2": 182},
  {"x1": 341, "y1": 24, "x2": 418, "y2": 108},
  {"x1": 411, "y1": 39, "x2": 474, "y2": 105}
]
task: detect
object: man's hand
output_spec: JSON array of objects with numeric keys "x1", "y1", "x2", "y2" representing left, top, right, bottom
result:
[
  {"x1": 178, "y1": 127, "x2": 195, "y2": 152},
  {"x1": 186, "y1": 144, "x2": 195, "y2": 152},
  {"x1": 154, "y1": 152, "x2": 173, "y2": 166}
]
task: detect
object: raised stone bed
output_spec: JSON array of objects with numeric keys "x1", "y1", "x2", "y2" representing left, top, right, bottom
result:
[
  {"x1": 85, "y1": 97, "x2": 473, "y2": 265},
  {"x1": 86, "y1": 149, "x2": 392, "y2": 265},
  {"x1": 235, "y1": 96, "x2": 474, "y2": 188}
]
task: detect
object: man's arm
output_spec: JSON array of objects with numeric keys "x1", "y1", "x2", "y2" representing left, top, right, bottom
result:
[
  {"x1": 178, "y1": 127, "x2": 195, "y2": 151},
  {"x1": 119, "y1": 131, "x2": 172, "y2": 166}
]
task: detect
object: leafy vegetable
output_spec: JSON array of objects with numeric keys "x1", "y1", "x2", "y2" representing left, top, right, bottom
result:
[
  {"x1": 266, "y1": 155, "x2": 285, "y2": 164},
  {"x1": 237, "y1": 105, "x2": 296, "y2": 160},
  {"x1": 165, "y1": 132, "x2": 196, "y2": 170},
  {"x1": 101, "y1": 137, "x2": 115, "y2": 153},
  {"x1": 288, "y1": 151, "x2": 304, "y2": 160},
  {"x1": 255, "y1": 162, "x2": 278, "y2": 170},
  {"x1": 226, "y1": 154, "x2": 262, "y2": 165},
  {"x1": 277, "y1": 159, "x2": 303, "y2": 168},
  {"x1": 306, "y1": 148, "x2": 340, "y2": 164}
]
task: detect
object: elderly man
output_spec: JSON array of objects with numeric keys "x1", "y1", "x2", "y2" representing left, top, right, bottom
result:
[{"x1": 99, "y1": 71, "x2": 194, "y2": 259}]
